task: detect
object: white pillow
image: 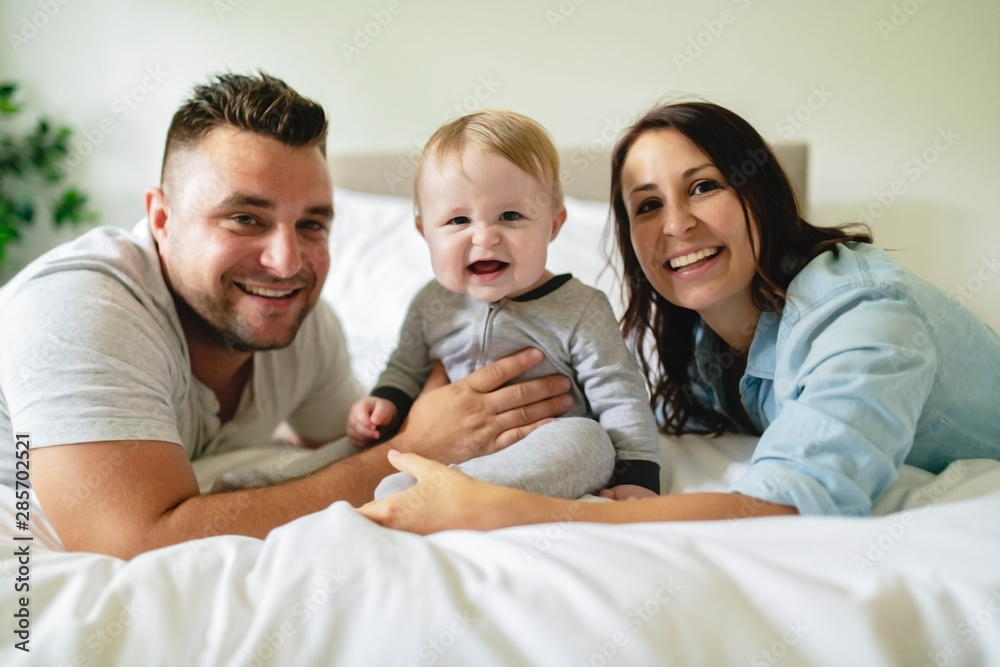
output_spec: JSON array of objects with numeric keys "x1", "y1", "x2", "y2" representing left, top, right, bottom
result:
[{"x1": 323, "y1": 188, "x2": 622, "y2": 389}]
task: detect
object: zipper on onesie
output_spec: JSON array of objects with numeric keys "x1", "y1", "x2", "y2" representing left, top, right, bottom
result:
[{"x1": 478, "y1": 300, "x2": 505, "y2": 368}]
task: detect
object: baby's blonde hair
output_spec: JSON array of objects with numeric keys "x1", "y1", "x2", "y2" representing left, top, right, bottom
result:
[{"x1": 415, "y1": 109, "x2": 563, "y2": 211}]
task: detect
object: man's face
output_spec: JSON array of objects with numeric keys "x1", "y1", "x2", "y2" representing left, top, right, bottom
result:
[{"x1": 150, "y1": 126, "x2": 333, "y2": 352}]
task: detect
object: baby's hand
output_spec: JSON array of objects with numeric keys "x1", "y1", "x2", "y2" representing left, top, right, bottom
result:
[
  {"x1": 598, "y1": 484, "x2": 659, "y2": 501},
  {"x1": 347, "y1": 397, "x2": 398, "y2": 447}
]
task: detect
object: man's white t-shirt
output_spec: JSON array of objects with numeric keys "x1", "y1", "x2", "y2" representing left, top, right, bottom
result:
[{"x1": 0, "y1": 222, "x2": 362, "y2": 489}]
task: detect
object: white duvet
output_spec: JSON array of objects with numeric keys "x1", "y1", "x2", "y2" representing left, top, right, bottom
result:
[
  {"x1": 5, "y1": 189, "x2": 998, "y2": 665},
  {"x1": 4, "y1": 434, "x2": 1000, "y2": 667}
]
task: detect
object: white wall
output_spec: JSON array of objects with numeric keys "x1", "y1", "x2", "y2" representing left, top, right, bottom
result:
[{"x1": 2, "y1": 0, "x2": 998, "y2": 328}]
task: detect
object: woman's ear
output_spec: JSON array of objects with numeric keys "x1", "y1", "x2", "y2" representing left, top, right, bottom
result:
[{"x1": 415, "y1": 215, "x2": 424, "y2": 236}]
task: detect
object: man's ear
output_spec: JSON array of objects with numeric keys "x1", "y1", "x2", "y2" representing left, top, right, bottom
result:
[
  {"x1": 146, "y1": 187, "x2": 170, "y2": 246},
  {"x1": 415, "y1": 215, "x2": 424, "y2": 236},
  {"x1": 549, "y1": 205, "x2": 567, "y2": 242}
]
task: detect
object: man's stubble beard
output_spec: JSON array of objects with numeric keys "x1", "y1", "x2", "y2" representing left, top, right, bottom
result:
[{"x1": 172, "y1": 284, "x2": 315, "y2": 353}]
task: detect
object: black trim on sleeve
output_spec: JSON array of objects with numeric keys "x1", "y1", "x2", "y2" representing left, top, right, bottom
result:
[
  {"x1": 608, "y1": 459, "x2": 661, "y2": 494},
  {"x1": 511, "y1": 273, "x2": 573, "y2": 302},
  {"x1": 369, "y1": 386, "x2": 414, "y2": 439}
]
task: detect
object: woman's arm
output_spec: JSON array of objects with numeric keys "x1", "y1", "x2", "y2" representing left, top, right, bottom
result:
[{"x1": 358, "y1": 451, "x2": 796, "y2": 535}]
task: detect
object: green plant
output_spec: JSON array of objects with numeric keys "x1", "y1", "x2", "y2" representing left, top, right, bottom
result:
[{"x1": 0, "y1": 81, "x2": 95, "y2": 267}]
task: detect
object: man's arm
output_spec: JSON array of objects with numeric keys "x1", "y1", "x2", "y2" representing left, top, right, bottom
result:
[
  {"x1": 33, "y1": 439, "x2": 397, "y2": 559},
  {"x1": 33, "y1": 348, "x2": 572, "y2": 559}
]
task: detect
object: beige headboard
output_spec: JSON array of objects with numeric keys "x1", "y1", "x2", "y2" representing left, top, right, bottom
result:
[{"x1": 330, "y1": 143, "x2": 808, "y2": 204}]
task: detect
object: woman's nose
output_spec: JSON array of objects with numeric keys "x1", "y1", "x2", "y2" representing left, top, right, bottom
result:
[{"x1": 661, "y1": 200, "x2": 696, "y2": 237}]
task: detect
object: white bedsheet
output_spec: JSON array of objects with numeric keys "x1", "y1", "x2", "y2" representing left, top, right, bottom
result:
[{"x1": 3, "y1": 434, "x2": 1000, "y2": 666}]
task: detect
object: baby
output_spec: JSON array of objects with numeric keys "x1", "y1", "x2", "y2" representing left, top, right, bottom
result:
[{"x1": 348, "y1": 109, "x2": 661, "y2": 501}]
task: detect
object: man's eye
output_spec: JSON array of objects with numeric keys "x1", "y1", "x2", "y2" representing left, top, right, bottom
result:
[
  {"x1": 233, "y1": 214, "x2": 257, "y2": 226},
  {"x1": 299, "y1": 220, "x2": 329, "y2": 233},
  {"x1": 500, "y1": 211, "x2": 521, "y2": 222},
  {"x1": 448, "y1": 216, "x2": 470, "y2": 226}
]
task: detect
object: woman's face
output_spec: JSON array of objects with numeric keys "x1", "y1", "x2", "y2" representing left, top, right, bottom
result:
[{"x1": 621, "y1": 128, "x2": 759, "y2": 325}]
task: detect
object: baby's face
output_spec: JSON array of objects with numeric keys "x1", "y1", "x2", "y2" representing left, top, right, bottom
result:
[{"x1": 416, "y1": 147, "x2": 565, "y2": 302}]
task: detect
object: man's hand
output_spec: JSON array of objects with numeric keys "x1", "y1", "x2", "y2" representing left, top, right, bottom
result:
[{"x1": 387, "y1": 348, "x2": 573, "y2": 465}]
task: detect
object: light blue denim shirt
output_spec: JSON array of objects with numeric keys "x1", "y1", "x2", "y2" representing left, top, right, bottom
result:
[{"x1": 691, "y1": 243, "x2": 1000, "y2": 516}]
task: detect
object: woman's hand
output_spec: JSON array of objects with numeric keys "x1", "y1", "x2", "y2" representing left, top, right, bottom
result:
[
  {"x1": 386, "y1": 348, "x2": 573, "y2": 465},
  {"x1": 358, "y1": 450, "x2": 530, "y2": 534},
  {"x1": 358, "y1": 452, "x2": 799, "y2": 534}
]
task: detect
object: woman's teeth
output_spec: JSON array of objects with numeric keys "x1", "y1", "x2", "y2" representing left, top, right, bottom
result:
[{"x1": 669, "y1": 248, "x2": 719, "y2": 270}]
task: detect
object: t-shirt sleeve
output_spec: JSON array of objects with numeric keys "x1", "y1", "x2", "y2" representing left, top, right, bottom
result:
[
  {"x1": 283, "y1": 301, "x2": 365, "y2": 444},
  {"x1": 730, "y1": 289, "x2": 937, "y2": 516},
  {"x1": 570, "y1": 291, "x2": 661, "y2": 492},
  {"x1": 1, "y1": 269, "x2": 185, "y2": 448}
]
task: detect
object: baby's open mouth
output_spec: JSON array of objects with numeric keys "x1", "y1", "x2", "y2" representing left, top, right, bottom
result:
[{"x1": 468, "y1": 260, "x2": 510, "y2": 275}]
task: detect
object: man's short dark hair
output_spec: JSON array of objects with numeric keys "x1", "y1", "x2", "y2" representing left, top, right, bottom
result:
[{"x1": 160, "y1": 71, "x2": 328, "y2": 183}]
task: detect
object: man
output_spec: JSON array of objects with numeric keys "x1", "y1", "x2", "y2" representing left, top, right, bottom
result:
[{"x1": 0, "y1": 72, "x2": 571, "y2": 559}]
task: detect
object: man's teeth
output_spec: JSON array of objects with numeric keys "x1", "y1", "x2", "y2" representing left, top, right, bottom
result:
[
  {"x1": 669, "y1": 248, "x2": 719, "y2": 270},
  {"x1": 241, "y1": 284, "x2": 295, "y2": 298}
]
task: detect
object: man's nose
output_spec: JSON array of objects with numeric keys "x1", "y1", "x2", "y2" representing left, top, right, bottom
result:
[{"x1": 259, "y1": 226, "x2": 303, "y2": 278}]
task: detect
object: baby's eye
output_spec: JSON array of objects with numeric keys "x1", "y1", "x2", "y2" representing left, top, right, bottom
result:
[
  {"x1": 499, "y1": 211, "x2": 521, "y2": 222},
  {"x1": 448, "y1": 216, "x2": 470, "y2": 226},
  {"x1": 692, "y1": 180, "x2": 722, "y2": 196}
]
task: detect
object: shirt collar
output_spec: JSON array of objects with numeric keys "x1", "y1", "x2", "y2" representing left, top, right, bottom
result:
[{"x1": 745, "y1": 310, "x2": 779, "y2": 380}]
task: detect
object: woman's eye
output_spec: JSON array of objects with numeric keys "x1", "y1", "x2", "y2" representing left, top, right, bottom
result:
[
  {"x1": 692, "y1": 180, "x2": 722, "y2": 196},
  {"x1": 635, "y1": 199, "x2": 662, "y2": 216},
  {"x1": 448, "y1": 216, "x2": 470, "y2": 226},
  {"x1": 500, "y1": 211, "x2": 521, "y2": 222}
]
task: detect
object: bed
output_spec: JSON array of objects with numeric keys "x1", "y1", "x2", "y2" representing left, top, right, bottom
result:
[{"x1": 4, "y1": 145, "x2": 1000, "y2": 666}]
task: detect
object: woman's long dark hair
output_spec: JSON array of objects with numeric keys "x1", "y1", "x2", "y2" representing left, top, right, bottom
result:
[{"x1": 611, "y1": 102, "x2": 871, "y2": 435}]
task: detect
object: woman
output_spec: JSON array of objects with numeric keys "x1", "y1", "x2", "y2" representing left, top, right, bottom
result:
[{"x1": 359, "y1": 101, "x2": 1000, "y2": 533}]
